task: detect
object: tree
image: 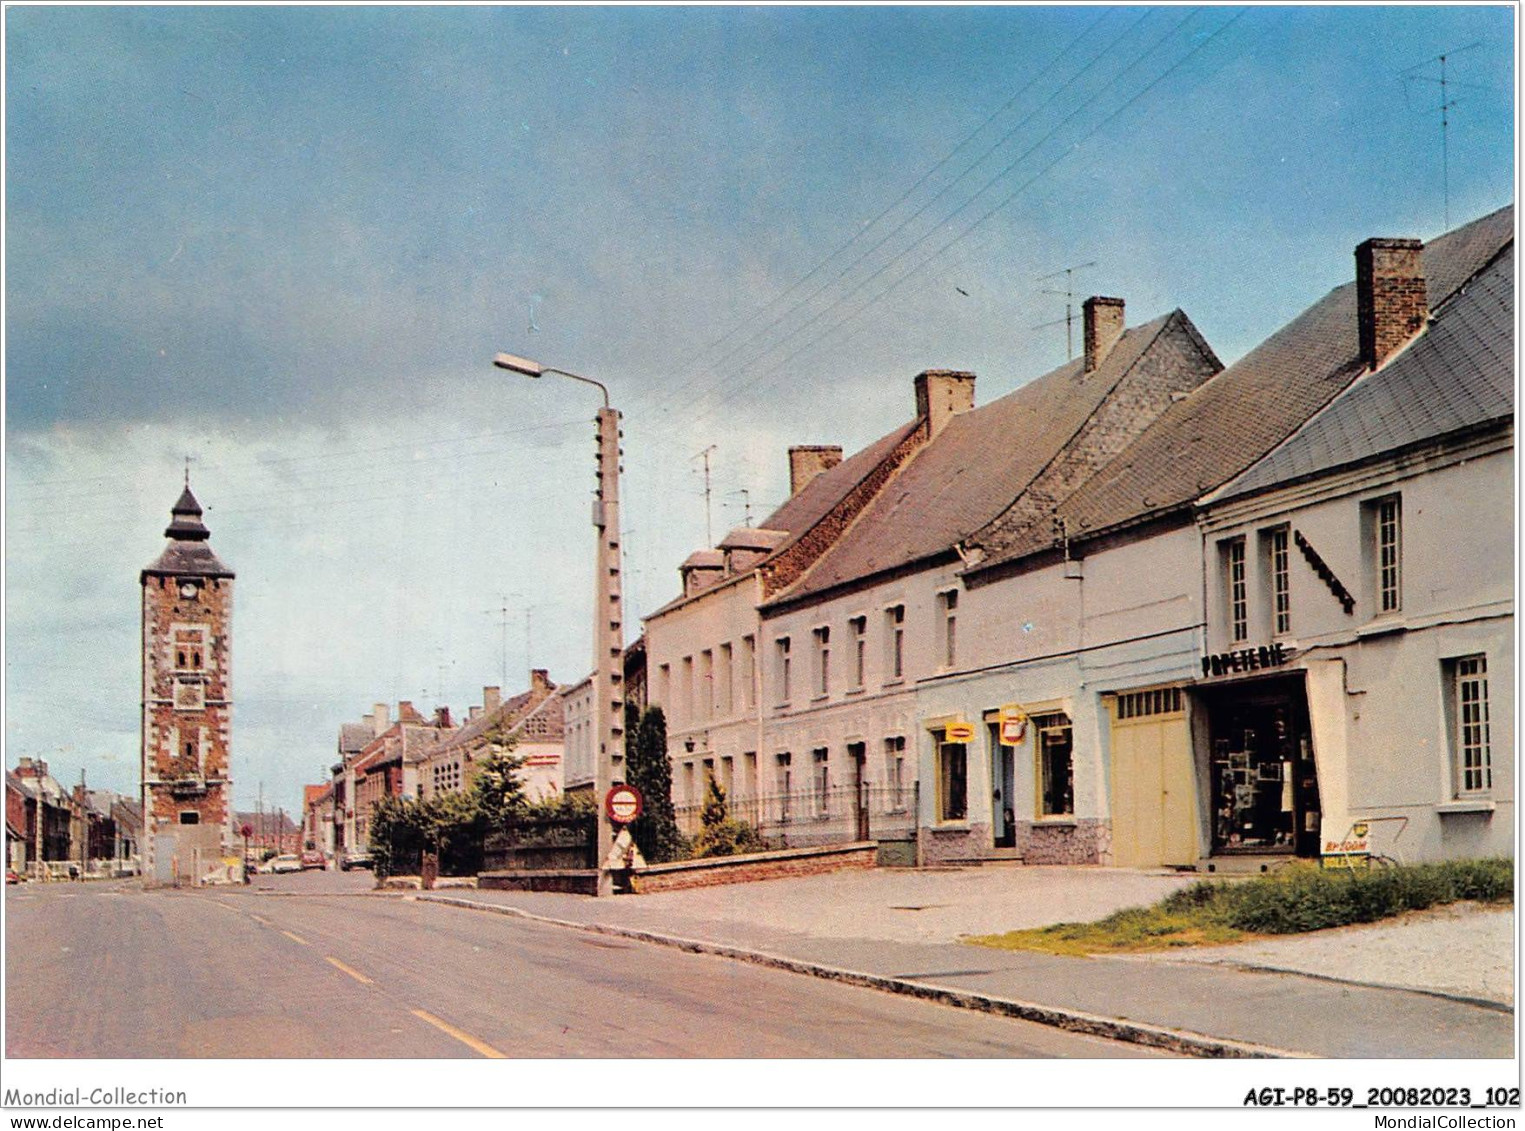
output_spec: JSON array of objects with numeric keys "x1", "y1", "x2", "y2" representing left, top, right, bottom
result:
[
  {"x1": 625, "y1": 705, "x2": 685, "y2": 863},
  {"x1": 690, "y1": 776, "x2": 763, "y2": 859},
  {"x1": 468, "y1": 729, "x2": 529, "y2": 828}
]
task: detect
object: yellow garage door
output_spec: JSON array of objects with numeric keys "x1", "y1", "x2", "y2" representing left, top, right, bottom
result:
[{"x1": 1109, "y1": 688, "x2": 1198, "y2": 868}]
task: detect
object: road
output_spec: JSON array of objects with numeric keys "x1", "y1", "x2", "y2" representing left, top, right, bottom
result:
[{"x1": 5, "y1": 878, "x2": 1170, "y2": 1058}]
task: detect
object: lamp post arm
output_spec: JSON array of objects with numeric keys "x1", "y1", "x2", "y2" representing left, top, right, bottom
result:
[{"x1": 545, "y1": 368, "x2": 610, "y2": 409}]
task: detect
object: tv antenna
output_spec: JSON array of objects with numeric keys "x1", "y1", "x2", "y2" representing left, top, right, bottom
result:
[
  {"x1": 692, "y1": 444, "x2": 718, "y2": 545},
  {"x1": 1033, "y1": 261, "x2": 1097, "y2": 360},
  {"x1": 1402, "y1": 42, "x2": 1483, "y2": 230},
  {"x1": 728, "y1": 487, "x2": 753, "y2": 528}
]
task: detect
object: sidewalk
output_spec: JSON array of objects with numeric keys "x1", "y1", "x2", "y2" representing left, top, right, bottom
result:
[{"x1": 409, "y1": 865, "x2": 1514, "y2": 1059}]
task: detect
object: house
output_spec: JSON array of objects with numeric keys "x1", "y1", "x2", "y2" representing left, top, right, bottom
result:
[
  {"x1": 303, "y1": 783, "x2": 335, "y2": 856},
  {"x1": 420, "y1": 671, "x2": 564, "y2": 804},
  {"x1": 11, "y1": 758, "x2": 72, "y2": 870},
  {"x1": 644, "y1": 415, "x2": 935, "y2": 834},
  {"x1": 1194, "y1": 210, "x2": 1512, "y2": 865},
  {"x1": 945, "y1": 205, "x2": 1513, "y2": 870},
  {"x1": 234, "y1": 809, "x2": 302, "y2": 855},
  {"x1": 757, "y1": 300, "x2": 1222, "y2": 860},
  {"x1": 349, "y1": 701, "x2": 453, "y2": 846},
  {"x1": 330, "y1": 714, "x2": 376, "y2": 856}
]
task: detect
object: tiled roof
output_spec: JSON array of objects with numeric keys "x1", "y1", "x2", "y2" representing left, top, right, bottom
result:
[
  {"x1": 338, "y1": 723, "x2": 373, "y2": 756},
  {"x1": 645, "y1": 420, "x2": 921, "y2": 619},
  {"x1": 433, "y1": 680, "x2": 565, "y2": 757},
  {"x1": 142, "y1": 485, "x2": 234, "y2": 579},
  {"x1": 1217, "y1": 240, "x2": 1513, "y2": 501},
  {"x1": 770, "y1": 309, "x2": 1195, "y2": 601},
  {"x1": 1019, "y1": 205, "x2": 1514, "y2": 553}
]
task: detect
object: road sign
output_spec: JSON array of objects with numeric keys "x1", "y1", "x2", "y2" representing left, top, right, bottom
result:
[
  {"x1": 605, "y1": 783, "x2": 644, "y2": 825},
  {"x1": 998, "y1": 704, "x2": 1028, "y2": 745},
  {"x1": 944, "y1": 721, "x2": 975, "y2": 743}
]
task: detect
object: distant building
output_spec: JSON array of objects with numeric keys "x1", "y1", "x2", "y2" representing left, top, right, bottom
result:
[
  {"x1": 420, "y1": 672, "x2": 564, "y2": 803},
  {"x1": 140, "y1": 484, "x2": 235, "y2": 884}
]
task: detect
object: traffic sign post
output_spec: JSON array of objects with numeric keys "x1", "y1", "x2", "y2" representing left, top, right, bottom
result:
[{"x1": 605, "y1": 783, "x2": 644, "y2": 826}]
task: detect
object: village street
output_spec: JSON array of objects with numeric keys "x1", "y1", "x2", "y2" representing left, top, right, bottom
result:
[{"x1": 3, "y1": 878, "x2": 1167, "y2": 1059}]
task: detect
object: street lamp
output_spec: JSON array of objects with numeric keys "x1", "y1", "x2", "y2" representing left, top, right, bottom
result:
[{"x1": 494, "y1": 352, "x2": 624, "y2": 897}]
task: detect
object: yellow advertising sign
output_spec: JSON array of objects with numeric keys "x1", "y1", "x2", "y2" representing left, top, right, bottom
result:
[
  {"x1": 944, "y1": 721, "x2": 975, "y2": 743},
  {"x1": 998, "y1": 704, "x2": 1028, "y2": 745}
]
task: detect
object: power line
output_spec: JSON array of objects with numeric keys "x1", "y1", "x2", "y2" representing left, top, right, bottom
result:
[
  {"x1": 643, "y1": 8, "x2": 1118, "y2": 420},
  {"x1": 686, "y1": 8, "x2": 1231, "y2": 428},
  {"x1": 666, "y1": 8, "x2": 1164, "y2": 414}
]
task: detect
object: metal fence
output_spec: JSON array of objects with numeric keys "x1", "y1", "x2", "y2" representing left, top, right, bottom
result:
[{"x1": 675, "y1": 782, "x2": 918, "y2": 849}]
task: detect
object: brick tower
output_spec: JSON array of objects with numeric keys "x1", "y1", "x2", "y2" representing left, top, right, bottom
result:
[{"x1": 140, "y1": 482, "x2": 235, "y2": 883}]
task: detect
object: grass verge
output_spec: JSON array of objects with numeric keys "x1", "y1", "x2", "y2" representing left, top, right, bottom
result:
[{"x1": 967, "y1": 857, "x2": 1513, "y2": 956}]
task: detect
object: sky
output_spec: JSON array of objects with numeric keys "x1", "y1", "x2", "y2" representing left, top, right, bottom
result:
[{"x1": 4, "y1": 4, "x2": 1515, "y2": 817}]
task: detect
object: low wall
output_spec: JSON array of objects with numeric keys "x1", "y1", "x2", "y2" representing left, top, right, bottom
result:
[
  {"x1": 479, "y1": 869, "x2": 599, "y2": 895},
  {"x1": 630, "y1": 842, "x2": 876, "y2": 894}
]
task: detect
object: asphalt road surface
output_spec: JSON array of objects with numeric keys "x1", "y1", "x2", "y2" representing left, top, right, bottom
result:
[{"x1": 5, "y1": 880, "x2": 1171, "y2": 1058}]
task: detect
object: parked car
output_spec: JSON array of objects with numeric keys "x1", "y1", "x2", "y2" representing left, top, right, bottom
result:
[
  {"x1": 300, "y1": 850, "x2": 326, "y2": 871},
  {"x1": 262, "y1": 854, "x2": 303, "y2": 874},
  {"x1": 5, "y1": 869, "x2": 21, "y2": 885},
  {"x1": 339, "y1": 851, "x2": 373, "y2": 872}
]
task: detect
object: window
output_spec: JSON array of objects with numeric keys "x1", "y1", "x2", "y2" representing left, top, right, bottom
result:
[
  {"x1": 1034, "y1": 712, "x2": 1074, "y2": 817},
  {"x1": 742, "y1": 752, "x2": 757, "y2": 799},
  {"x1": 720, "y1": 755, "x2": 734, "y2": 800},
  {"x1": 1268, "y1": 526, "x2": 1291, "y2": 636},
  {"x1": 937, "y1": 733, "x2": 967, "y2": 822},
  {"x1": 1115, "y1": 687, "x2": 1182, "y2": 719},
  {"x1": 682, "y1": 761, "x2": 696, "y2": 806},
  {"x1": 179, "y1": 811, "x2": 200, "y2": 825},
  {"x1": 775, "y1": 637, "x2": 792, "y2": 703},
  {"x1": 1225, "y1": 538, "x2": 1248, "y2": 643},
  {"x1": 1377, "y1": 497, "x2": 1402, "y2": 613},
  {"x1": 812, "y1": 748, "x2": 830, "y2": 815},
  {"x1": 718, "y1": 642, "x2": 733, "y2": 716},
  {"x1": 700, "y1": 650, "x2": 714, "y2": 718},
  {"x1": 740, "y1": 636, "x2": 756, "y2": 710},
  {"x1": 775, "y1": 753, "x2": 792, "y2": 822},
  {"x1": 939, "y1": 590, "x2": 959, "y2": 667},
  {"x1": 657, "y1": 663, "x2": 671, "y2": 708},
  {"x1": 885, "y1": 736, "x2": 906, "y2": 810},
  {"x1": 812, "y1": 627, "x2": 830, "y2": 697},
  {"x1": 1450, "y1": 655, "x2": 1492, "y2": 796},
  {"x1": 849, "y1": 616, "x2": 867, "y2": 689},
  {"x1": 680, "y1": 655, "x2": 694, "y2": 723},
  {"x1": 885, "y1": 605, "x2": 905, "y2": 680}
]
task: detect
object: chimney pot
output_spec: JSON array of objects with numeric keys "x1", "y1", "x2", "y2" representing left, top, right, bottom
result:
[
  {"x1": 914, "y1": 370, "x2": 976, "y2": 436},
  {"x1": 1082, "y1": 297, "x2": 1126, "y2": 374},
  {"x1": 1356, "y1": 237, "x2": 1426, "y2": 370},
  {"x1": 787, "y1": 446, "x2": 843, "y2": 496}
]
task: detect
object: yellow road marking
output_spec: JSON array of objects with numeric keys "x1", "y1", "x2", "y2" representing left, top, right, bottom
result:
[
  {"x1": 410, "y1": 1009, "x2": 506, "y2": 1059},
  {"x1": 326, "y1": 956, "x2": 373, "y2": 985},
  {"x1": 249, "y1": 913, "x2": 271, "y2": 926},
  {"x1": 281, "y1": 930, "x2": 309, "y2": 946},
  {"x1": 213, "y1": 901, "x2": 238, "y2": 911}
]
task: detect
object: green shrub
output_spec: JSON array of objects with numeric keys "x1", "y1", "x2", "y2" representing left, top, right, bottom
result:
[{"x1": 689, "y1": 777, "x2": 764, "y2": 859}]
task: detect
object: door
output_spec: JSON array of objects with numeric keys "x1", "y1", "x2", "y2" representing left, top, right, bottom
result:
[
  {"x1": 989, "y1": 722, "x2": 1016, "y2": 848},
  {"x1": 1109, "y1": 689, "x2": 1197, "y2": 868},
  {"x1": 848, "y1": 743, "x2": 869, "y2": 841},
  {"x1": 154, "y1": 833, "x2": 178, "y2": 884}
]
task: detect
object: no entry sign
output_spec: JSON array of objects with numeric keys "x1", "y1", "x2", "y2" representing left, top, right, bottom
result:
[{"x1": 605, "y1": 783, "x2": 644, "y2": 825}]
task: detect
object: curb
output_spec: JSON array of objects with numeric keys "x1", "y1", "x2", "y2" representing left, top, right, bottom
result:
[
  {"x1": 1174, "y1": 957, "x2": 1515, "y2": 1015},
  {"x1": 411, "y1": 893, "x2": 1309, "y2": 1060}
]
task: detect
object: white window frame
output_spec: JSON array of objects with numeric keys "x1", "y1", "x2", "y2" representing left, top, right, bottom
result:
[
  {"x1": 812, "y1": 626, "x2": 830, "y2": 698},
  {"x1": 1377, "y1": 496, "x2": 1402, "y2": 613},
  {"x1": 885, "y1": 604, "x2": 905, "y2": 682},
  {"x1": 1225, "y1": 537, "x2": 1248, "y2": 643},
  {"x1": 849, "y1": 616, "x2": 867, "y2": 690},
  {"x1": 1451, "y1": 655, "x2": 1492, "y2": 797},
  {"x1": 939, "y1": 589, "x2": 959, "y2": 668},
  {"x1": 775, "y1": 637, "x2": 792, "y2": 704},
  {"x1": 1268, "y1": 526, "x2": 1291, "y2": 636}
]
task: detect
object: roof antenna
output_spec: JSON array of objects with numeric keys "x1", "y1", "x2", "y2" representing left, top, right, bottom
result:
[
  {"x1": 1034, "y1": 261, "x2": 1098, "y2": 360},
  {"x1": 693, "y1": 444, "x2": 718, "y2": 546},
  {"x1": 1402, "y1": 42, "x2": 1483, "y2": 230}
]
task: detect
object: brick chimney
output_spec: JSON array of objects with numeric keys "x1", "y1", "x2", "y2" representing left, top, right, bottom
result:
[
  {"x1": 1083, "y1": 297, "x2": 1126, "y2": 375},
  {"x1": 1356, "y1": 237, "x2": 1426, "y2": 370},
  {"x1": 468, "y1": 705, "x2": 483, "y2": 722},
  {"x1": 483, "y1": 686, "x2": 501, "y2": 714},
  {"x1": 530, "y1": 669, "x2": 552, "y2": 695},
  {"x1": 788, "y1": 446, "x2": 843, "y2": 496},
  {"x1": 914, "y1": 370, "x2": 976, "y2": 436},
  {"x1": 434, "y1": 706, "x2": 452, "y2": 729},
  {"x1": 372, "y1": 703, "x2": 389, "y2": 736}
]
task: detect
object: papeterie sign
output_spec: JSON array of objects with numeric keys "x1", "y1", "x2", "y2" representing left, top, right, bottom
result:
[{"x1": 1201, "y1": 642, "x2": 1292, "y2": 679}]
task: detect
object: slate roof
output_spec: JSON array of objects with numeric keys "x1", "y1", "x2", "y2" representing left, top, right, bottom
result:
[
  {"x1": 1218, "y1": 239, "x2": 1513, "y2": 501},
  {"x1": 768, "y1": 309, "x2": 1209, "y2": 602},
  {"x1": 142, "y1": 484, "x2": 234, "y2": 579},
  {"x1": 645, "y1": 420, "x2": 920, "y2": 618},
  {"x1": 432, "y1": 680, "x2": 565, "y2": 757},
  {"x1": 988, "y1": 205, "x2": 1515, "y2": 559},
  {"x1": 338, "y1": 723, "x2": 373, "y2": 757}
]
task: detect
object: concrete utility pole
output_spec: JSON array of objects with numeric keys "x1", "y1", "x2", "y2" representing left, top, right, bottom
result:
[{"x1": 495, "y1": 353, "x2": 625, "y2": 897}]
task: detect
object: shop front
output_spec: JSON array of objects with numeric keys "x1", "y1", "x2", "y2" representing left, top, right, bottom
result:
[{"x1": 1193, "y1": 652, "x2": 1322, "y2": 860}]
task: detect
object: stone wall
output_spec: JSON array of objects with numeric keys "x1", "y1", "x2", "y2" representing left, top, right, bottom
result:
[
  {"x1": 630, "y1": 842, "x2": 876, "y2": 893},
  {"x1": 917, "y1": 822, "x2": 990, "y2": 865},
  {"x1": 1014, "y1": 818, "x2": 1110, "y2": 865}
]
